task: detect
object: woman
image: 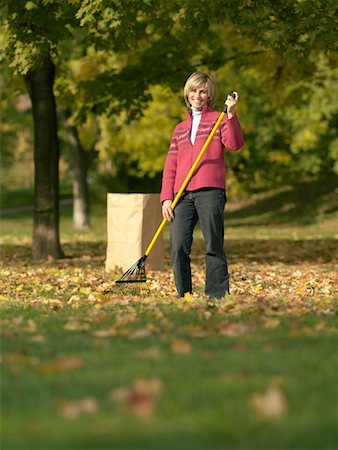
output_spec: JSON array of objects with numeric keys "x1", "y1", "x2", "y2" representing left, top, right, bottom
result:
[{"x1": 160, "y1": 71, "x2": 244, "y2": 299}]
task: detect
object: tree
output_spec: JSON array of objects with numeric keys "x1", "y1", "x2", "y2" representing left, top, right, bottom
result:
[
  {"x1": 25, "y1": 52, "x2": 64, "y2": 257},
  {"x1": 1, "y1": 0, "x2": 229, "y2": 257},
  {"x1": 61, "y1": 109, "x2": 98, "y2": 230},
  {"x1": 0, "y1": 0, "x2": 77, "y2": 258},
  {"x1": 1, "y1": 0, "x2": 336, "y2": 259}
]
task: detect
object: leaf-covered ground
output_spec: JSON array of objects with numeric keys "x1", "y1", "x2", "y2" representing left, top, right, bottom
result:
[
  {"x1": 0, "y1": 236, "x2": 337, "y2": 449},
  {"x1": 0, "y1": 238, "x2": 336, "y2": 312}
]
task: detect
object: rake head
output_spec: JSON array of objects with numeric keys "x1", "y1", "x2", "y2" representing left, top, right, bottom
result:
[{"x1": 115, "y1": 255, "x2": 147, "y2": 284}]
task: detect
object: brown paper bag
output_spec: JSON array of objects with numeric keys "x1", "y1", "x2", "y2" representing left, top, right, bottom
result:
[{"x1": 105, "y1": 193, "x2": 164, "y2": 272}]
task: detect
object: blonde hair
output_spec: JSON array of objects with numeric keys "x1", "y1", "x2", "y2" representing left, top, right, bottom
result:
[{"x1": 184, "y1": 71, "x2": 216, "y2": 108}]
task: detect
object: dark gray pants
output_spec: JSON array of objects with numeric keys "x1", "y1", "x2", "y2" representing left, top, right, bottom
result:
[{"x1": 170, "y1": 188, "x2": 229, "y2": 298}]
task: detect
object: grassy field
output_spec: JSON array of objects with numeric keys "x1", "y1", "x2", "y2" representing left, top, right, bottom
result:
[{"x1": 0, "y1": 179, "x2": 337, "y2": 450}]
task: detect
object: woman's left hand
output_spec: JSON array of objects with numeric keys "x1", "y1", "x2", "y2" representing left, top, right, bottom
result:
[{"x1": 225, "y1": 91, "x2": 238, "y2": 118}]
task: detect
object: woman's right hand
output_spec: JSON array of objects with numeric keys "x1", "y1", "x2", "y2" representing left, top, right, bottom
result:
[{"x1": 162, "y1": 200, "x2": 174, "y2": 221}]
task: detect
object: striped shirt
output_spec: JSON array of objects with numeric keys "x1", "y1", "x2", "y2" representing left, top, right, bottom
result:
[{"x1": 160, "y1": 105, "x2": 244, "y2": 203}]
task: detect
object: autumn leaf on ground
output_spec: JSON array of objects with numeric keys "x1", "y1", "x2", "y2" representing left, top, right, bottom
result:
[
  {"x1": 21, "y1": 319, "x2": 37, "y2": 333},
  {"x1": 263, "y1": 318, "x2": 281, "y2": 329},
  {"x1": 109, "y1": 377, "x2": 163, "y2": 420},
  {"x1": 27, "y1": 334, "x2": 46, "y2": 343},
  {"x1": 231, "y1": 342, "x2": 249, "y2": 352},
  {"x1": 38, "y1": 356, "x2": 83, "y2": 374},
  {"x1": 129, "y1": 326, "x2": 154, "y2": 340},
  {"x1": 179, "y1": 324, "x2": 209, "y2": 339},
  {"x1": 91, "y1": 327, "x2": 117, "y2": 338},
  {"x1": 135, "y1": 346, "x2": 162, "y2": 360},
  {"x1": 128, "y1": 390, "x2": 155, "y2": 419},
  {"x1": 128, "y1": 377, "x2": 163, "y2": 419},
  {"x1": 64, "y1": 319, "x2": 91, "y2": 332},
  {"x1": 250, "y1": 386, "x2": 288, "y2": 420},
  {"x1": 219, "y1": 322, "x2": 251, "y2": 337},
  {"x1": 3, "y1": 353, "x2": 40, "y2": 373},
  {"x1": 171, "y1": 339, "x2": 192, "y2": 355},
  {"x1": 58, "y1": 396, "x2": 99, "y2": 419}
]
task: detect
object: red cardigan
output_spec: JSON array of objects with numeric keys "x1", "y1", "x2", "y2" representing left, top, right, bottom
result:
[{"x1": 160, "y1": 105, "x2": 244, "y2": 203}]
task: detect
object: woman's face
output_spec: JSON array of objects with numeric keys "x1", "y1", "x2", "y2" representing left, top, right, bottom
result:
[{"x1": 188, "y1": 84, "x2": 208, "y2": 109}]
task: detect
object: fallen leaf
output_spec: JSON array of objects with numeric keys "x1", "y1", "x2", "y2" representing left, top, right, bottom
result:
[
  {"x1": 110, "y1": 377, "x2": 163, "y2": 420},
  {"x1": 59, "y1": 396, "x2": 99, "y2": 419},
  {"x1": 128, "y1": 377, "x2": 163, "y2": 419},
  {"x1": 219, "y1": 322, "x2": 250, "y2": 337},
  {"x1": 109, "y1": 387, "x2": 130, "y2": 402},
  {"x1": 250, "y1": 386, "x2": 288, "y2": 420},
  {"x1": 91, "y1": 327, "x2": 117, "y2": 338},
  {"x1": 133, "y1": 377, "x2": 163, "y2": 396},
  {"x1": 67, "y1": 295, "x2": 81, "y2": 304},
  {"x1": 128, "y1": 390, "x2": 154, "y2": 419},
  {"x1": 22, "y1": 319, "x2": 37, "y2": 333},
  {"x1": 231, "y1": 342, "x2": 249, "y2": 352},
  {"x1": 135, "y1": 347, "x2": 162, "y2": 360},
  {"x1": 129, "y1": 327, "x2": 153, "y2": 339},
  {"x1": 38, "y1": 356, "x2": 83, "y2": 374},
  {"x1": 264, "y1": 318, "x2": 281, "y2": 329},
  {"x1": 181, "y1": 324, "x2": 209, "y2": 339},
  {"x1": 28, "y1": 334, "x2": 46, "y2": 343},
  {"x1": 64, "y1": 320, "x2": 90, "y2": 332},
  {"x1": 171, "y1": 339, "x2": 192, "y2": 355}
]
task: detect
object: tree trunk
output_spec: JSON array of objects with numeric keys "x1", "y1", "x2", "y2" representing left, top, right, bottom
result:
[
  {"x1": 62, "y1": 111, "x2": 97, "y2": 230},
  {"x1": 73, "y1": 137, "x2": 91, "y2": 230},
  {"x1": 25, "y1": 52, "x2": 64, "y2": 259}
]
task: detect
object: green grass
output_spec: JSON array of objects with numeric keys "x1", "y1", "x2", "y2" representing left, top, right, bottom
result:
[
  {"x1": 0, "y1": 179, "x2": 337, "y2": 449},
  {"x1": 1, "y1": 304, "x2": 337, "y2": 450},
  {"x1": 0, "y1": 177, "x2": 337, "y2": 245},
  {"x1": 0, "y1": 184, "x2": 72, "y2": 210}
]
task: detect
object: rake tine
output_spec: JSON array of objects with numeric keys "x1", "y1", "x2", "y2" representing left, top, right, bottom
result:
[{"x1": 115, "y1": 255, "x2": 147, "y2": 283}]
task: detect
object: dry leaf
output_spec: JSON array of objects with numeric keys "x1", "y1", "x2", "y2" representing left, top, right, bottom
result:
[
  {"x1": 250, "y1": 386, "x2": 288, "y2": 420},
  {"x1": 231, "y1": 342, "x2": 249, "y2": 352},
  {"x1": 171, "y1": 339, "x2": 192, "y2": 355},
  {"x1": 128, "y1": 377, "x2": 163, "y2": 419},
  {"x1": 38, "y1": 356, "x2": 83, "y2": 374},
  {"x1": 67, "y1": 295, "x2": 81, "y2": 304},
  {"x1": 129, "y1": 328, "x2": 153, "y2": 339},
  {"x1": 28, "y1": 334, "x2": 46, "y2": 343},
  {"x1": 219, "y1": 322, "x2": 250, "y2": 337},
  {"x1": 109, "y1": 387, "x2": 130, "y2": 402},
  {"x1": 21, "y1": 319, "x2": 37, "y2": 333},
  {"x1": 59, "y1": 396, "x2": 99, "y2": 419},
  {"x1": 135, "y1": 347, "x2": 162, "y2": 360},
  {"x1": 181, "y1": 325, "x2": 209, "y2": 339},
  {"x1": 128, "y1": 390, "x2": 154, "y2": 419},
  {"x1": 264, "y1": 318, "x2": 281, "y2": 329},
  {"x1": 110, "y1": 377, "x2": 163, "y2": 420},
  {"x1": 132, "y1": 377, "x2": 163, "y2": 396},
  {"x1": 64, "y1": 320, "x2": 90, "y2": 331},
  {"x1": 91, "y1": 327, "x2": 117, "y2": 338}
]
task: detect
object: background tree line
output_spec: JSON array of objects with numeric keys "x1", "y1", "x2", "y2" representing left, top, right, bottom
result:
[{"x1": 0, "y1": 0, "x2": 337, "y2": 259}]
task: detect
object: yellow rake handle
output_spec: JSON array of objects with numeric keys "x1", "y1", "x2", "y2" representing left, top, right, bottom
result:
[{"x1": 144, "y1": 110, "x2": 226, "y2": 257}]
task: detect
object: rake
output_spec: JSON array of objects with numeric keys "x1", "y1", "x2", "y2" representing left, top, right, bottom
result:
[{"x1": 115, "y1": 98, "x2": 233, "y2": 284}]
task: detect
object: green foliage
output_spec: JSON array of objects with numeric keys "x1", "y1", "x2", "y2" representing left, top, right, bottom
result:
[
  {"x1": 97, "y1": 85, "x2": 184, "y2": 178},
  {"x1": 1, "y1": 0, "x2": 337, "y2": 193},
  {"x1": 216, "y1": 0, "x2": 338, "y2": 57},
  {"x1": 0, "y1": 0, "x2": 77, "y2": 74}
]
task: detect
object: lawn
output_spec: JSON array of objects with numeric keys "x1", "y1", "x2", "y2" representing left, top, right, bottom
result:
[{"x1": 0, "y1": 179, "x2": 337, "y2": 449}]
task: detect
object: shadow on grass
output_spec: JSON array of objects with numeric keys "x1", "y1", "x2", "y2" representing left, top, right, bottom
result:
[
  {"x1": 226, "y1": 238, "x2": 337, "y2": 264},
  {"x1": 226, "y1": 176, "x2": 338, "y2": 226}
]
